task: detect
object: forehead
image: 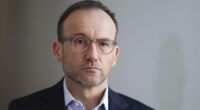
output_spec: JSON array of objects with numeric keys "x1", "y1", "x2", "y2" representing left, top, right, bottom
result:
[{"x1": 62, "y1": 8, "x2": 116, "y2": 40}]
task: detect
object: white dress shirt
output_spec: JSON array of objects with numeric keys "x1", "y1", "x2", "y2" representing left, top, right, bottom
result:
[{"x1": 63, "y1": 78, "x2": 108, "y2": 110}]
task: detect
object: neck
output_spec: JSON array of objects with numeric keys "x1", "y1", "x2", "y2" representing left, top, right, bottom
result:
[{"x1": 65, "y1": 76, "x2": 107, "y2": 110}]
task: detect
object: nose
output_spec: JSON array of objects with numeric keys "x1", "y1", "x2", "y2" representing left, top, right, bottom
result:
[{"x1": 85, "y1": 43, "x2": 98, "y2": 63}]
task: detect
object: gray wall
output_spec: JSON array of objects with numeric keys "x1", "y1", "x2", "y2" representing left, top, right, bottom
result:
[{"x1": 1, "y1": 0, "x2": 200, "y2": 110}]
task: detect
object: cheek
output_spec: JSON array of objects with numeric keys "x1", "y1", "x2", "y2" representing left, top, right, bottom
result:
[
  {"x1": 62, "y1": 51, "x2": 83, "y2": 68},
  {"x1": 102, "y1": 56, "x2": 115, "y2": 71},
  {"x1": 105, "y1": 58, "x2": 114, "y2": 66}
]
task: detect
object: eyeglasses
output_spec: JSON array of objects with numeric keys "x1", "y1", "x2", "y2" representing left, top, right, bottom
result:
[{"x1": 62, "y1": 34, "x2": 117, "y2": 54}]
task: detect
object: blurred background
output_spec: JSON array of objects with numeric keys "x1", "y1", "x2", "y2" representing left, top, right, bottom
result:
[{"x1": 1, "y1": 0, "x2": 200, "y2": 110}]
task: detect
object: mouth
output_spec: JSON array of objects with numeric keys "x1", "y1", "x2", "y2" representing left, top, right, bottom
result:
[{"x1": 82, "y1": 67, "x2": 100, "y2": 73}]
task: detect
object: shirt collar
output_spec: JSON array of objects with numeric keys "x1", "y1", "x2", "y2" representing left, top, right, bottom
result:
[{"x1": 63, "y1": 78, "x2": 108, "y2": 110}]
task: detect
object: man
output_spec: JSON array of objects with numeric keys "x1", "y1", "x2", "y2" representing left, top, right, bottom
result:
[{"x1": 9, "y1": 0, "x2": 153, "y2": 110}]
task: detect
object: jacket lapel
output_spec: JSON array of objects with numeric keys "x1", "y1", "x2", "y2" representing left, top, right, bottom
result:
[
  {"x1": 40, "y1": 79, "x2": 65, "y2": 110},
  {"x1": 108, "y1": 88, "x2": 129, "y2": 110}
]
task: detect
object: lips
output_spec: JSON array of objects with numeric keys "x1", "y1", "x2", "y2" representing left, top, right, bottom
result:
[{"x1": 82, "y1": 66, "x2": 100, "y2": 72}]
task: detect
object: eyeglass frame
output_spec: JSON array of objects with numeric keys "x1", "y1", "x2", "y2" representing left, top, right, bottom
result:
[{"x1": 60, "y1": 34, "x2": 117, "y2": 54}]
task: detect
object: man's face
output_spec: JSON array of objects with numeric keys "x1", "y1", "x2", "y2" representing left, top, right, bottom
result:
[{"x1": 53, "y1": 9, "x2": 119, "y2": 88}]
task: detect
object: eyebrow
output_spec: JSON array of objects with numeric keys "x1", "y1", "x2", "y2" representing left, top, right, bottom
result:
[
  {"x1": 73, "y1": 32, "x2": 115, "y2": 41},
  {"x1": 72, "y1": 33, "x2": 87, "y2": 37},
  {"x1": 97, "y1": 38, "x2": 114, "y2": 42}
]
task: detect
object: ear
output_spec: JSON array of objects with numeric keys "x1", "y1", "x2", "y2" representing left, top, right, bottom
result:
[
  {"x1": 53, "y1": 41, "x2": 62, "y2": 62},
  {"x1": 112, "y1": 45, "x2": 120, "y2": 67}
]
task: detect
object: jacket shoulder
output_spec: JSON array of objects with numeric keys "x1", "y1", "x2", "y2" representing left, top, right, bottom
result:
[
  {"x1": 8, "y1": 79, "x2": 64, "y2": 110},
  {"x1": 9, "y1": 87, "x2": 52, "y2": 110},
  {"x1": 117, "y1": 93, "x2": 154, "y2": 110}
]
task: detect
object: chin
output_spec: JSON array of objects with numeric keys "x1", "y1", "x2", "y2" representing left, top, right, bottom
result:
[{"x1": 78, "y1": 77, "x2": 106, "y2": 88}]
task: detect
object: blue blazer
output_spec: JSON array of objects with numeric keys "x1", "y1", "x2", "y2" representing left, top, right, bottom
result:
[{"x1": 9, "y1": 79, "x2": 153, "y2": 110}]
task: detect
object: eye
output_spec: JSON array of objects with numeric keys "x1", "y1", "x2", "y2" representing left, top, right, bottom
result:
[
  {"x1": 77, "y1": 38, "x2": 85, "y2": 44},
  {"x1": 98, "y1": 41, "x2": 111, "y2": 47},
  {"x1": 73, "y1": 37, "x2": 89, "y2": 45}
]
